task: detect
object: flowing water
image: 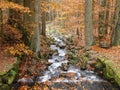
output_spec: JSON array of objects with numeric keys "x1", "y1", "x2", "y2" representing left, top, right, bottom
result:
[
  {"x1": 36, "y1": 35, "x2": 119, "y2": 90},
  {"x1": 38, "y1": 36, "x2": 100, "y2": 82},
  {"x1": 17, "y1": 35, "x2": 119, "y2": 90}
]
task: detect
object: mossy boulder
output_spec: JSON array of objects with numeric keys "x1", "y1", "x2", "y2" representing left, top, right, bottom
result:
[
  {"x1": 97, "y1": 57, "x2": 120, "y2": 86},
  {"x1": 0, "y1": 57, "x2": 20, "y2": 90}
]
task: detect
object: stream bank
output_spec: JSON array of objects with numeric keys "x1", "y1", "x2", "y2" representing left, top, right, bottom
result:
[{"x1": 66, "y1": 37, "x2": 120, "y2": 88}]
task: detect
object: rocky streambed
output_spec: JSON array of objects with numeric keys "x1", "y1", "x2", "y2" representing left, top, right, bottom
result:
[
  {"x1": 36, "y1": 35, "x2": 119, "y2": 90},
  {"x1": 13, "y1": 35, "x2": 119, "y2": 90}
]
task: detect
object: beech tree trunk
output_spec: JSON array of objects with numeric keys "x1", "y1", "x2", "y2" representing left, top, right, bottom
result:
[
  {"x1": 112, "y1": 0, "x2": 120, "y2": 46},
  {"x1": 41, "y1": 12, "x2": 46, "y2": 36},
  {"x1": 34, "y1": 0, "x2": 40, "y2": 57},
  {"x1": 84, "y1": 0, "x2": 93, "y2": 49},
  {"x1": 0, "y1": 9, "x2": 3, "y2": 37},
  {"x1": 98, "y1": 0, "x2": 109, "y2": 48},
  {"x1": 0, "y1": 0, "x2": 9, "y2": 37},
  {"x1": 24, "y1": 0, "x2": 41, "y2": 57}
]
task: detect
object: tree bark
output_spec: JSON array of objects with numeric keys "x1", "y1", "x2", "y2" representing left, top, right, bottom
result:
[
  {"x1": 98, "y1": 0, "x2": 109, "y2": 48},
  {"x1": 112, "y1": 0, "x2": 120, "y2": 46},
  {"x1": 41, "y1": 12, "x2": 46, "y2": 36},
  {"x1": 24, "y1": 0, "x2": 41, "y2": 57},
  {"x1": 84, "y1": 0, "x2": 93, "y2": 50},
  {"x1": 0, "y1": 0, "x2": 9, "y2": 37}
]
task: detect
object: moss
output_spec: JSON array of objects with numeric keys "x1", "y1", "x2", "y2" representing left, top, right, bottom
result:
[
  {"x1": 95, "y1": 62, "x2": 103, "y2": 71},
  {"x1": 7, "y1": 70, "x2": 17, "y2": 84},
  {"x1": 0, "y1": 57, "x2": 20, "y2": 89},
  {"x1": 2, "y1": 68, "x2": 18, "y2": 85},
  {"x1": 0, "y1": 64, "x2": 14, "y2": 76},
  {"x1": 0, "y1": 72, "x2": 6, "y2": 76},
  {"x1": 12, "y1": 58, "x2": 21, "y2": 73},
  {"x1": 104, "y1": 65, "x2": 114, "y2": 79},
  {"x1": 98, "y1": 57, "x2": 120, "y2": 86},
  {"x1": 0, "y1": 57, "x2": 18, "y2": 76}
]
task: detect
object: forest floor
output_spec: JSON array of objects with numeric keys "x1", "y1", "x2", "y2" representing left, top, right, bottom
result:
[
  {"x1": 91, "y1": 45, "x2": 120, "y2": 72},
  {"x1": 91, "y1": 45, "x2": 120, "y2": 60}
]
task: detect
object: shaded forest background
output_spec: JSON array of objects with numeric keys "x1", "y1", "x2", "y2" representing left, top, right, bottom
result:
[{"x1": 0, "y1": 0, "x2": 119, "y2": 57}]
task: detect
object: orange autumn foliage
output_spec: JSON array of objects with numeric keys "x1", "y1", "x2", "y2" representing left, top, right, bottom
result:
[
  {"x1": 0, "y1": 1, "x2": 30, "y2": 13},
  {"x1": 5, "y1": 43, "x2": 33, "y2": 56}
]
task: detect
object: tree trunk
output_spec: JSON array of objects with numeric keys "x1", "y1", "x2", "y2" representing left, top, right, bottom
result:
[
  {"x1": 98, "y1": 0, "x2": 109, "y2": 48},
  {"x1": 31, "y1": 0, "x2": 40, "y2": 57},
  {"x1": 35, "y1": 0, "x2": 40, "y2": 57},
  {"x1": 112, "y1": 0, "x2": 120, "y2": 46},
  {"x1": 84, "y1": 0, "x2": 93, "y2": 50},
  {"x1": 0, "y1": 9, "x2": 3, "y2": 37},
  {"x1": 41, "y1": 12, "x2": 46, "y2": 36},
  {"x1": 0, "y1": 0, "x2": 9, "y2": 37},
  {"x1": 24, "y1": 0, "x2": 41, "y2": 57}
]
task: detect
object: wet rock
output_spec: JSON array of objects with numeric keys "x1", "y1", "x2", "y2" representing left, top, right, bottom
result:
[
  {"x1": 60, "y1": 63, "x2": 69, "y2": 71},
  {"x1": 81, "y1": 67, "x2": 86, "y2": 70},
  {"x1": 53, "y1": 52, "x2": 59, "y2": 56},
  {"x1": 48, "y1": 81, "x2": 118, "y2": 90},
  {"x1": 18, "y1": 78, "x2": 34, "y2": 85},
  {"x1": 11, "y1": 83, "x2": 20, "y2": 90},
  {"x1": 38, "y1": 75, "x2": 51, "y2": 82},
  {"x1": 51, "y1": 71, "x2": 61, "y2": 78},
  {"x1": 47, "y1": 54, "x2": 53, "y2": 59},
  {"x1": 50, "y1": 45, "x2": 58, "y2": 51},
  {"x1": 60, "y1": 46, "x2": 66, "y2": 49}
]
